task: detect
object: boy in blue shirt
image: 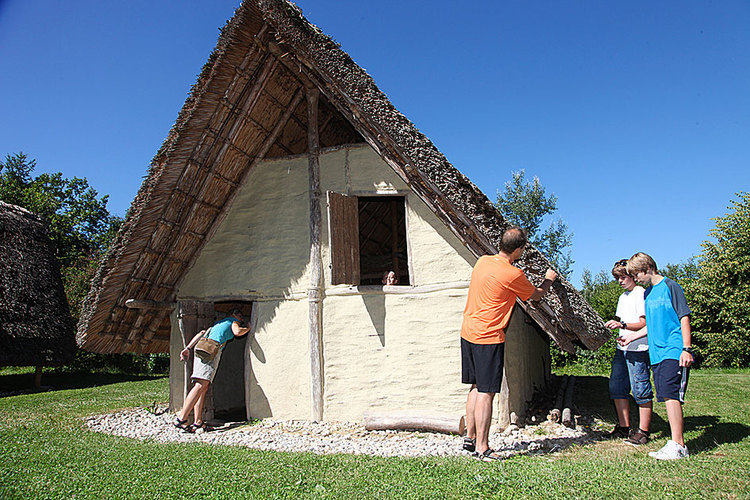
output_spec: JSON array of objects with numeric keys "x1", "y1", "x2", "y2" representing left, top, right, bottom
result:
[{"x1": 627, "y1": 252, "x2": 694, "y2": 460}]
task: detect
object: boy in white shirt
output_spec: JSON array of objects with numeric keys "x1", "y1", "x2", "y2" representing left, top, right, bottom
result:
[{"x1": 603, "y1": 259, "x2": 653, "y2": 446}]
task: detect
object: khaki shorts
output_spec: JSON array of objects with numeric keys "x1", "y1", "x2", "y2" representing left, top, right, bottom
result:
[{"x1": 191, "y1": 349, "x2": 223, "y2": 382}]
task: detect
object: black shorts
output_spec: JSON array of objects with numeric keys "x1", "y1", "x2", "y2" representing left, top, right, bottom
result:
[
  {"x1": 461, "y1": 337, "x2": 505, "y2": 393},
  {"x1": 652, "y1": 358, "x2": 690, "y2": 403}
]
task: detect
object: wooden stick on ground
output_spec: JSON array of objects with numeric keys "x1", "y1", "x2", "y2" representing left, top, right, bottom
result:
[{"x1": 364, "y1": 411, "x2": 466, "y2": 435}]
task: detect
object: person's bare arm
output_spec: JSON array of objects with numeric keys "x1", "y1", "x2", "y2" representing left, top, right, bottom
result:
[
  {"x1": 232, "y1": 321, "x2": 251, "y2": 338},
  {"x1": 530, "y1": 269, "x2": 557, "y2": 301},
  {"x1": 180, "y1": 329, "x2": 207, "y2": 361},
  {"x1": 616, "y1": 317, "x2": 648, "y2": 346},
  {"x1": 679, "y1": 316, "x2": 693, "y2": 367}
]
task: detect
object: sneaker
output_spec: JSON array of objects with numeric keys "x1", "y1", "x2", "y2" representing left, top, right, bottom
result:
[
  {"x1": 604, "y1": 425, "x2": 630, "y2": 440},
  {"x1": 625, "y1": 429, "x2": 650, "y2": 446},
  {"x1": 648, "y1": 440, "x2": 689, "y2": 460}
]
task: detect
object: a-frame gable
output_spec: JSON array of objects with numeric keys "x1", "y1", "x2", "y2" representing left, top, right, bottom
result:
[{"x1": 77, "y1": 0, "x2": 609, "y2": 355}]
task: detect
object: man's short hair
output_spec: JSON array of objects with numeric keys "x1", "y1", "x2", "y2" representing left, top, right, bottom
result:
[
  {"x1": 230, "y1": 308, "x2": 243, "y2": 319},
  {"x1": 499, "y1": 226, "x2": 528, "y2": 254},
  {"x1": 627, "y1": 252, "x2": 657, "y2": 276},
  {"x1": 612, "y1": 259, "x2": 629, "y2": 279}
]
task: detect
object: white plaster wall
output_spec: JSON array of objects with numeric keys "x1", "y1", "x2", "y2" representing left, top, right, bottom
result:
[
  {"x1": 322, "y1": 290, "x2": 467, "y2": 421},
  {"x1": 176, "y1": 145, "x2": 483, "y2": 421},
  {"x1": 498, "y1": 306, "x2": 551, "y2": 428},
  {"x1": 180, "y1": 156, "x2": 311, "y2": 298},
  {"x1": 247, "y1": 299, "x2": 311, "y2": 419},
  {"x1": 318, "y1": 145, "x2": 475, "y2": 420}
]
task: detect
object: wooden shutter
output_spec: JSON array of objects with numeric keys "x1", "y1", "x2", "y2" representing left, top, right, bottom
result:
[{"x1": 328, "y1": 191, "x2": 360, "y2": 285}]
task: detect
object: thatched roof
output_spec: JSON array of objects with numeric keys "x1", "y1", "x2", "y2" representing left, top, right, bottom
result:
[
  {"x1": 77, "y1": 0, "x2": 609, "y2": 354},
  {"x1": 0, "y1": 202, "x2": 76, "y2": 366}
]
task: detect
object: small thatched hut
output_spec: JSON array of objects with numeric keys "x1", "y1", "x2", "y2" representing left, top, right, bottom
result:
[
  {"x1": 0, "y1": 201, "x2": 76, "y2": 375},
  {"x1": 77, "y1": 0, "x2": 609, "y2": 426}
]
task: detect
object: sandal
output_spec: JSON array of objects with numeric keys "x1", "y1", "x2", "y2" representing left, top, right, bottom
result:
[
  {"x1": 173, "y1": 417, "x2": 194, "y2": 433},
  {"x1": 463, "y1": 437, "x2": 476, "y2": 452},
  {"x1": 189, "y1": 421, "x2": 214, "y2": 433},
  {"x1": 474, "y1": 448, "x2": 501, "y2": 462}
]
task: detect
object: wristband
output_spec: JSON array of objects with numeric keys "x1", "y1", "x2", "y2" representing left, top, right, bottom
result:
[
  {"x1": 682, "y1": 347, "x2": 693, "y2": 354},
  {"x1": 620, "y1": 321, "x2": 627, "y2": 330}
]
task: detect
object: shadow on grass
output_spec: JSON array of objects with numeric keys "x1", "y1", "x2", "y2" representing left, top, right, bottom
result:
[
  {"x1": 572, "y1": 375, "x2": 750, "y2": 453},
  {"x1": 684, "y1": 416, "x2": 750, "y2": 453},
  {"x1": 573, "y1": 374, "x2": 666, "y2": 433},
  {"x1": 0, "y1": 372, "x2": 165, "y2": 398}
]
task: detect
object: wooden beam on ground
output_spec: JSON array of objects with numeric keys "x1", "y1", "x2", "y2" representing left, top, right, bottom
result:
[{"x1": 364, "y1": 411, "x2": 466, "y2": 435}]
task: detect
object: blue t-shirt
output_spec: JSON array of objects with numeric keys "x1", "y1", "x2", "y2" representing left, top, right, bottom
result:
[
  {"x1": 644, "y1": 277, "x2": 691, "y2": 364},
  {"x1": 207, "y1": 316, "x2": 238, "y2": 348}
]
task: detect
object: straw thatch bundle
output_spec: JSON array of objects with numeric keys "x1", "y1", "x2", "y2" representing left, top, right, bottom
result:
[
  {"x1": 77, "y1": 0, "x2": 610, "y2": 354},
  {"x1": 0, "y1": 202, "x2": 76, "y2": 366}
]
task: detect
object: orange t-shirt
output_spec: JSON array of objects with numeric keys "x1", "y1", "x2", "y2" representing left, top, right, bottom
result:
[{"x1": 460, "y1": 255, "x2": 536, "y2": 344}]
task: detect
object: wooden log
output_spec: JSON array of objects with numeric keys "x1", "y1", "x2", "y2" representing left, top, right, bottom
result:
[
  {"x1": 562, "y1": 376, "x2": 576, "y2": 427},
  {"x1": 364, "y1": 411, "x2": 466, "y2": 435},
  {"x1": 549, "y1": 374, "x2": 568, "y2": 422}
]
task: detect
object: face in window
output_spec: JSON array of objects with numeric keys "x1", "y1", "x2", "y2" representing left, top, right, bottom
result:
[{"x1": 382, "y1": 271, "x2": 398, "y2": 285}]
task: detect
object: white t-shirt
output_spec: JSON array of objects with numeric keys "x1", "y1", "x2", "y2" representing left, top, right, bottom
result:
[{"x1": 616, "y1": 285, "x2": 648, "y2": 352}]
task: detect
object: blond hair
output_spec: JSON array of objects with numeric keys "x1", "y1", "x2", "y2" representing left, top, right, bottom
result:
[{"x1": 627, "y1": 252, "x2": 657, "y2": 276}]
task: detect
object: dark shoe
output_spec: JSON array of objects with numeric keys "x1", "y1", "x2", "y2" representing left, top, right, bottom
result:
[
  {"x1": 473, "y1": 448, "x2": 501, "y2": 462},
  {"x1": 625, "y1": 429, "x2": 650, "y2": 446},
  {"x1": 189, "y1": 421, "x2": 214, "y2": 433},
  {"x1": 173, "y1": 417, "x2": 194, "y2": 433},
  {"x1": 604, "y1": 425, "x2": 629, "y2": 439},
  {"x1": 463, "y1": 437, "x2": 476, "y2": 452}
]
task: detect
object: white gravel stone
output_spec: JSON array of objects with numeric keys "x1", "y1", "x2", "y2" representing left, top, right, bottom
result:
[{"x1": 84, "y1": 406, "x2": 596, "y2": 458}]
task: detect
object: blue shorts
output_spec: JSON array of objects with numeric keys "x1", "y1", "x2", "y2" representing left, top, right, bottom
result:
[
  {"x1": 652, "y1": 358, "x2": 690, "y2": 403},
  {"x1": 609, "y1": 349, "x2": 653, "y2": 405}
]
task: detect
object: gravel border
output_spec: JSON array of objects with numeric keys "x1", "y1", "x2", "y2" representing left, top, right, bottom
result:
[{"x1": 85, "y1": 407, "x2": 600, "y2": 459}]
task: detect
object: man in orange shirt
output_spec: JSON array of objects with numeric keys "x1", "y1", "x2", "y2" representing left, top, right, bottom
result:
[{"x1": 461, "y1": 226, "x2": 557, "y2": 461}]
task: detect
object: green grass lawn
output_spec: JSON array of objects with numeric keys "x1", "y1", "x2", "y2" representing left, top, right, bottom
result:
[{"x1": 1, "y1": 368, "x2": 748, "y2": 499}]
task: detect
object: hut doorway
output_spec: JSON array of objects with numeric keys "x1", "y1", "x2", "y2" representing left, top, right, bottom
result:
[{"x1": 210, "y1": 301, "x2": 253, "y2": 422}]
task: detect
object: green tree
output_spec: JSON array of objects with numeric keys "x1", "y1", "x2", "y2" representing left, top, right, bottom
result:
[
  {"x1": 496, "y1": 170, "x2": 574, "y2": 278},
  {"x1": 0, "y1": 152, "x2": 122, "y2": 318},
  {"x1": 580, "y1": 269, "x2": 622, "y2": 322},
  {"x1": 686, "y1": 192, "x2": 750, "y2": 367}
]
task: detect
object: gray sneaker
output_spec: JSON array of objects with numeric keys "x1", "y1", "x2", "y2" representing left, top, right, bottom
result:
[{"x1": 648, "y1": 440, "x2": 689, "y2": 460}]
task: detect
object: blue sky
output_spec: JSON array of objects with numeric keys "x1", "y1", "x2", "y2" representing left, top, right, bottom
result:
[{"x1": 1, "y1": 0, "x2": 748, "y2": 287}]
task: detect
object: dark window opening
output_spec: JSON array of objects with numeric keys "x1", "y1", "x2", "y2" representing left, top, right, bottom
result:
[
  {"x1": 358, "y1": 196, "x2": 409, "y2": 285},
  {"x1": 329, "y1": 193, "x2": 410, "y2": 286}
]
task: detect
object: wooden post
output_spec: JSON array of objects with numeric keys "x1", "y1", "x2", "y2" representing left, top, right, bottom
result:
[
  {"x1": 244, "y1": 302, "x2": 259, "y2": 421},
  {"x1": 34, "y1": 365, "x2": 43, "y2": 388},
  {"x1": 174, "y1": 301, "x2": 214, "y2": 415},
  {"x1": 307, "y1": 87, "x2": 324, "y2": 421}
]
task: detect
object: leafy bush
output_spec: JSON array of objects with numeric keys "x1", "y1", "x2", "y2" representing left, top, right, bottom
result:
[
  {"x1": 51, "y1": 349, "x2": 170, "y2": 376},
  {"x1": 686, "y1": 192, "x2": 750, "y2": 367}
]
